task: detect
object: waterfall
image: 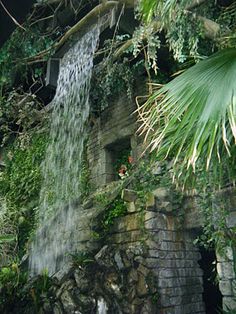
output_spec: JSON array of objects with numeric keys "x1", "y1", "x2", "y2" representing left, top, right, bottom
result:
[{"x1": 29, "y1": 26, "x2": 100, "y2": 276}]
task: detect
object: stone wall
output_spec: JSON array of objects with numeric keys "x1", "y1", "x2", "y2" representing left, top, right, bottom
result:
[
  {"x1": 215, "y1": 187, "x2": 236, "y2": 311},
  {"x1": 184, "y1": 187, "x2": 236, "y2": 312},
  {"x1": 87, "y1": 95, "x2": 141, "y2": 188},
  {"x1": 28, "y1": 179, "x2": 236, "y2": 313},
  {"x1": 36, "y1": 184, "x2": 207, "y2": 314},
  {"x1": 217, "y1": 247, "x2": 236, "y2": 311}
]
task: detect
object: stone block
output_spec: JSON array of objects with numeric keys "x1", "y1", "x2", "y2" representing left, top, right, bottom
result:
[
  {"x1": 157, "y1": 201, "x2": 173, "y2": 213},
  {"x1": 74, "y1": 270, "x2": 90, "y2": 293},
  {"x1": 137, "y1": 273, "x2": 149, "y2": 296},
  {"x1": 226, "y1": 211, "x2": 236, "y2": 228},
  {"x1": 217, "y1": 247, "x2": 234, "y2": 262},
  {"x1": 160, "y1": 241, "x2": 185, "y2": 251},
  {"x1": 148, "y1": 249, "x2": 166, "y2": 259},
  {"x1": 127, "y1": 202, "x2": 137, "y2": 213},
  {"x1": 121, "y1": 189, "x2": 137, "y2": 202},
  {"x1": 145, "y1": 193, "x2": 155, "y2": 208},
  {"x1": 217, "y1": 261, "x2": 235, "y2": 280},
  {"x1": 110, "y1": 230, "x2": 146, "y2": 244},
  {"x1": 145, "y1": 211, "x2": 157, "y2": 221},
  {"x1": 56, "y1": 279, "x2": 75, "y2": 298},
  {"x1": 159, "y1": 269, "x2": 177, "y2": 279},
  {"x1": 146, "y1": 239, "x2": 161, "y2": 250},
  {"x1": 145, "y1": 214, "x2": 168, "y2": 230},
  {"x1": 112, "y1": 214, "x2": 140, "y2": 233},
  {"x1": 159, "y1": 267, "x2": 202, "y2": 279},
  {"x1": 223, "y1": 296, "x2": 236, "y2": 311},
  {"x1": 53, "y1": 302, "x2": 64, "y2": 314},
  {"x1": 152, "y1": 187, "x2": 169, "y2": 200},
  {"x1": 219, "y1": 280, "x2": 233, "y2": 296},
  {"x1": 160, "y1": 285, "x2": 203, "y2": 297},
  {"x1": 158, "y1": 278, "x2": 189, "y2": 288},
  {"x1": 60, "y1": 290, "x2": 77, "y2": 314},
  {"x1": 53, "y1": 263, "x2": 74, "y2": 283},
  {"x1": 128, "y1": 268, "x2": 138, "y2": 284},
  {"x1": 182, "y1": 302, "x2": 205, "y2": 314},
  {"x1": 156, "y1": 230, "x2": 176, "y2": 241},
  {"x1": 114, "y1": 251, "x2": 125, "y2": 270}
]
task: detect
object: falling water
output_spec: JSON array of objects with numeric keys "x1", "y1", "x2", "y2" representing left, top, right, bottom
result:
[{"x1": 29, "y1": 26, "x2": 100, "y2": 276}]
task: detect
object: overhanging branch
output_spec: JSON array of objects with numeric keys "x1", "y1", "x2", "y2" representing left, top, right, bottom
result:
[{"x1": 19, "y1": 1, "x2": 119, "y2": 63}]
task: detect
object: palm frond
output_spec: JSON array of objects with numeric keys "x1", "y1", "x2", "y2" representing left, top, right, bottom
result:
[{"x1": 139, "y1": 48, "x2": 236, "y2": 179}]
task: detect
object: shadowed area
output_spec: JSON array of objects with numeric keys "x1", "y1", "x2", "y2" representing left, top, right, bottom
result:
[{"x1": 0, "y1": 0, "x2": 35, "y2": 47}]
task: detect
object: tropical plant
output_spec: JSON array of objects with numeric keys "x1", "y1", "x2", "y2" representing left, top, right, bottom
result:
[
  {"x1": 137, "y1": 0, "x2": 235, "y2": 58},
  {"x1": 138, "y1": 48, "x2": 236, "y2": 185}
]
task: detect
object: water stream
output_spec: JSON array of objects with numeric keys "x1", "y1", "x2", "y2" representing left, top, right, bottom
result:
[{"x1": 29, "y1": 26, "x2": 100, "y2": 276}]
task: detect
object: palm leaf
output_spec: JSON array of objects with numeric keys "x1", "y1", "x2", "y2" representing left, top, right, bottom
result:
[{"x1": 139, "y1": 48, "x2": 236, "y2": 179}]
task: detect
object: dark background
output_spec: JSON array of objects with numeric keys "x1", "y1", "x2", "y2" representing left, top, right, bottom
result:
[{"x1": 0, "y1": 0, "x2": 35, "y2": 47}]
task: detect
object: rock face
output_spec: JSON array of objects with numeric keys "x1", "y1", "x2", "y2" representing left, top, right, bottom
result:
[
  {"x1": 34, "y1": 186, "x2": 207, "y2": 314},
  {"x1": 27, "y1": 185, "x2": 236, "y2": 314},
  {"x1": 32, "y1": 184, "x2": 236, "y2": 314}
]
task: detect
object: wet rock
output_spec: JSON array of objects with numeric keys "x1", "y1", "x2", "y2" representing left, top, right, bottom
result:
[
  {"x1": 78, "y1": 295, "x2": 96, "y2": 313},
  {"x1": 60, "y1": 290, "x2": 77, "y2": 314},
  {"x1": 53, "y1": 302, "x2": 64, "y2": 314},
  {"x1": 128, "y1": 269, "x2": 138, "y2": 284},
  {"x1": 56, "y1": 279, "x2": 75, "y2": 298},
  {"x1": 43, "y1": 300, "x2": 53, "y2": 313},
  {"x1": 54, "y1": 263, "x2": 74, "y2": 283},
  {"x1": 74, "y1": 270, "x2": 90, "y2": 293},
  {"x1": 140, "y1": 299, "x2": 155, "y2": 314},
  {"x1": 114, "y1": 251, "x2": 125, "y2": 270},
  {"x1": 97, "y1": 297, "x2": 108, "y2": 314},
  {"x1": 95, "y1": 245, "x2": 113, "y2": 268},
  {"x1": 137, "y1": 273, "x2": 148, "y2": 297}
]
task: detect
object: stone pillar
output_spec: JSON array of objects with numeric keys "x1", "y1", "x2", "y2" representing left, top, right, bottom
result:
[
  {"x1": 217, "y1": 247, "x2": 236, "y2": 311},
  {"x1": 121, "y1": 187, "x2": 206, "y2": 314}
]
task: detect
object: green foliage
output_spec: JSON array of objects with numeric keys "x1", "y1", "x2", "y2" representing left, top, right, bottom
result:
[
  {"x1": 103, "y1": 198, "x2": 127, "y2": 229},
  {"x1": 114, "y1": 148, "x2": 132, "y2": 173},
  {"x1": 93, "y1": 195, "x2": 127, "y2": 238},
  {"x1": 1, "y1": 133, "x2": 48, "y2": 206},
  {"x1": 0, "y1": 263, "x2": 27, "y2": 312},
  {"x1": 0, "y1": 263, "x2": 53, "y2": 314},
  {"x1": 0, "y1": 26, "x2": 53, "y2": 91},
  {"x1": 91, "y1": 60, "x2": 134, "y2": 111},
  {"x1": 0, "y1": 132, "x2": 48, "y2": 256},
  {"x1": 0, "y1": 88, "x2": 45, "y2": 146},
  {"x1": 193, "y1": 183, "x2": 236, "y2": 255},
  {"x1": 95, "y1": 193, "x2": 109, "y2": 207},
  {"x1": 137, "y1": 0, "x2": 235, "y2": 62},
  {"x1": 71, "y1": 252, "x2": 95, "y2": 268},
  {"x1": 133, "y1": 24, "x2": 161, "y2": 72},
  {"x1": 139, "y1": 49, "x2": 236, "y2": 187},
  {"x1": 132, "y1": 157, "x2": 172, "y2": 199}
]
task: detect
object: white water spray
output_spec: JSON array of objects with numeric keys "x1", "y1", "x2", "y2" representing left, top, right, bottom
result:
[{"x1": 29, "y1": 26, "x2": 100, "y2": 276}]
